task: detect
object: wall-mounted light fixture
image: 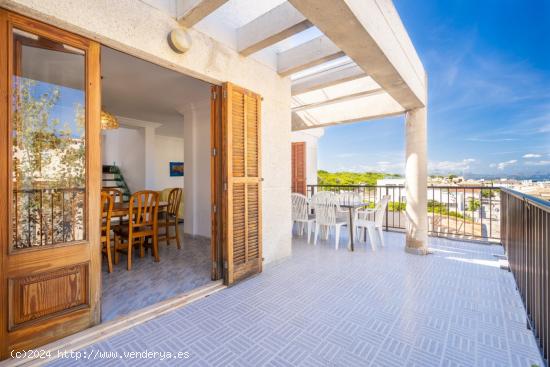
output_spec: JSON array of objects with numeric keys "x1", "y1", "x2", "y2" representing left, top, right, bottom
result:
[{"x1": 168, "y1": 28, "x2": 192, "y2": 54}]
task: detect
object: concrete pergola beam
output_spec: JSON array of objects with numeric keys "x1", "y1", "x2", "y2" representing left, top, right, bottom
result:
[
  {"x1": 278, "y1": 35, "x2": 344, "y2": 77},
  {"x1": 291, "y1": 108, "x2": 404, "y2": 131},
  {"x1": 237, "y1": 2, "x2": 312, "y2": 56},
  {"x1": 289, "y1": 0, "x2": 427, "y2": 110},
  {"x1": 291, "y1": 61, "x2": 366, "y2": 95},
  {"x1": 176, "y1": 0, "x2": 228, "y2": 27},
  {"x1": 292, "y1": 88, "x2": 384, "y2": 112}
]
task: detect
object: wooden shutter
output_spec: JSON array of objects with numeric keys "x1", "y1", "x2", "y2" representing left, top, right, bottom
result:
[
  {"x1": 222, "y1": 83, "x2": 262, "y2": 285},
  {"x1": 291, "y1": 142, "x2": 307, "y2": 195}
]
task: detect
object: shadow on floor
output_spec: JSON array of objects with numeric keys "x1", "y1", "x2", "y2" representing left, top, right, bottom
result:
[{"x1": 101, "y1": 227, "x2": 212, "y2": 321}]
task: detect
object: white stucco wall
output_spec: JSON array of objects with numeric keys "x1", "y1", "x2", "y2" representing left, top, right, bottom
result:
[
  {"x1": 183, "y1": 103, "x2": 212, "y2": 238},
  {"x1": 290, "y1": 128, "x2": 324, "y2": 186},
  {"x1": 102, "y1": 124, "x2": 185, "y2": 194},
  {"x1": 4, "y1": 0, "x2": 293, "y2": 264},
  {"x1": 154, "y1": 135, "x2": 185, "y2": 192},
  {"x1": 101, "y1": 127, "x2": 146, "y2": 192}
]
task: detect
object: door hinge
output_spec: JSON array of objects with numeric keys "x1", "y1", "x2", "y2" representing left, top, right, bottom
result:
[
  {"x1": 212, "y1": 91, "x2": 217, "y2": 100},
  {"x1": 212, "y1": 148, "x2": 217, "y2": 157},
  {"x1": 223, "y1": 261, "x2": 228, "y2": 269},
  {"x1": 213, "y1": 204, "x2": 217, "y2": 213},
  {"x1": 212, "y1": 261, "x2": 217, "y2": 269},
  {"x1": 223, "y1": 89, "x2": 227, "y2": 99},
  {"x1": 224, "y1": 182, "x2": 228, "y2": 191}
]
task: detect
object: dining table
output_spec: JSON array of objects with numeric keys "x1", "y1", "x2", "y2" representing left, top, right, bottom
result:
[
  {"x1": 339, "y1": 202, "x2": 371, "y2": 251},
  {"x1": 110, "y1": 201, "x2": 168, "y2": 217}
]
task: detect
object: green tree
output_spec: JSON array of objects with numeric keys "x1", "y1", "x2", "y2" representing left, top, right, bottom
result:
[
  {"x1": 317, "y1": 170, "x2": 401, "y2": 186},
  {"x1": 428, "y1": 200, "x2": 466, "y2": 220},
  {"x1": 12, "y1": 78, "x2": 86, "y2": 248},
  {"x1": 468, "y1": 198, "x2": 481, "y2": 212},
  {"x1": 481, "y1": 189, "x2": 497, "y2": 198}
]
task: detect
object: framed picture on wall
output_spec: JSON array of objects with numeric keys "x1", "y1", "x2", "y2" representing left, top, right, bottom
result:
[{"x1": 170, "y1": 162, "x2": 184, "y2": 176}]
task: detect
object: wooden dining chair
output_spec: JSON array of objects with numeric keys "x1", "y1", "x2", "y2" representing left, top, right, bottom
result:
[
  {"x1": 158, "y1": 188, "x2": 182, "y2": 249},
  {"x1": 101, "y1": 192, "x2": 114, "y2": 273},
  {"x1": 114, "y1": 190, "x2": 159, "y2": 270},
  {"x1": 101, "y1": 187, "x2": 123, "y2": 203},
  {"x1": 102, "y1": 187, "x2": 125, "y2": 229}
]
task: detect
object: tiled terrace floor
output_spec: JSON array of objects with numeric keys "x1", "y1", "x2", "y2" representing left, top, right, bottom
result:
[{"x1": 53, "y1": 232, "x2": 543, "y2": 366}]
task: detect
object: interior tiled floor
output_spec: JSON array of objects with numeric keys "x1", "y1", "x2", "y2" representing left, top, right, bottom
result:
[
  {"x1": 101, "y1": 225, "x2": 212, "y2": 321},
  {"x1": 55, "y1": 230, "x2": 543, "y2": 366}
]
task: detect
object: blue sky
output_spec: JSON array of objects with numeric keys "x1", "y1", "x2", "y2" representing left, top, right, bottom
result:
[{"x1": 318, "y1": 0, "x2": 550, "y2": 177}]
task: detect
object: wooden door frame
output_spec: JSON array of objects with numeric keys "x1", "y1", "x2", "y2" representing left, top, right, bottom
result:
[
  {"x1": 210, "y1": 85, "x2": 223, "y2": 280},
  {"x1": 0, "y1": 9, "x2": 8, "y2": 359},
  {"x1": 0, "y1": 10, "x2": 101, "y2": 358},
  {"x1": 93, "y1": 47, "x2": 224, "y2": 285}
]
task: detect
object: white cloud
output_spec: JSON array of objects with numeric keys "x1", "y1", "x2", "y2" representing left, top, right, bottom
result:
[
  {"x1": 490, "y1": 160, "x2": 517, "y2": 170},
  {"x1": 525, "y1": 160, "x2": 550, "y2": 166},
  {"x1": 523, "y1": 153, "x2": 542, "y2": 158},
  {"x1": 429, "y1": 158, "x2": 476, "y2": 172}
]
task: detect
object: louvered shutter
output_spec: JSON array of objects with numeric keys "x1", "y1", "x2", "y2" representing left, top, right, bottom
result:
[
  {"x1": 292, "y1": 142, "x2": 306, "y2": 195},
  {"x1": 222, "y1": 83, "x2": 262, "y2": 285}
]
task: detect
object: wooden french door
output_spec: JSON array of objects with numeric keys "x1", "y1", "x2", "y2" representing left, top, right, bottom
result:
[
  {"x1": 221, "y1": 82, "x2": 262, "y2": 285},
  {"x1": 0, "y1": 11, "x2": 101, "y2": 358},
  {"x1": 291, "y1": 142, "x2": 307, "y2": 195}
]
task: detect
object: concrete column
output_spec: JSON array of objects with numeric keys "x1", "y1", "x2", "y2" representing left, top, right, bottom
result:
[
  {"x1": 144, "y1": 126, "x2": 157, "y2": 189},
  {"x1": 405, "y1": 107, "x2": 429, "y2": 255}
]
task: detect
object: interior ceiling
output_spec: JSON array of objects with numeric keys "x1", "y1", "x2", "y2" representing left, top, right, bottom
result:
[{"x1": 101, "y1": 46, "x2": 211, "y2": 136}]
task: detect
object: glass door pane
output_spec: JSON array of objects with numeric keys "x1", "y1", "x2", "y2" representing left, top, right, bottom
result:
[{"x1": 11, "y1": 28, "x2": 87, "y2": 250}]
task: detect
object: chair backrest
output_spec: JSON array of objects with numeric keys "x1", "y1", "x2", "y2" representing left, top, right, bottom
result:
[
  {"x1": 167, "y1": 188, "x2": 183, "y2": 217},
  {"x1": 311, "y1": 191, "x2": 339, "y2": 226},
  {"x1": 102, "y1": 187, "x2": 123, "y2": 203},
  {"x1": 338, "y1": 191, "x2": 362, "y2": 206},
  {"x1": 291, "y1": 193, "x2": 309, "y2": 221},
  {"x1": 100, "y1": 192, "x2": 113, "y2": 240},
  {"x1": 128, "y1": 190, "x2": 159, "y2": 232},
  {"x1": 311, "y1": 190, "x2": 337, "y2": 203},
  {"x1": 374, "y1": 195, "x2": 390, "y2": 227}
]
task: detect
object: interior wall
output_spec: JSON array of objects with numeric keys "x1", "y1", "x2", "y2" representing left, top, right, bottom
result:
[
  {"x1": 153, "y1": 135, "x2": 185, "y2": 192},
  {"x1": 183, "y1": 103, "x2": 211, "y2": 238},
  {"x1": 101, "y1": 127, "x2": 146, "y2": 192},
  {"x1": 102, "y1": 126, "x2": 185, "y2": 194}
]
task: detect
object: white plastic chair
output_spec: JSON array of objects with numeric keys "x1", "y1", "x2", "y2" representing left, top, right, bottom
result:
[
  {"x1": 355, "y1": 195, "x2": 390, "y2": 250},
  {"x1": 292, "y1": 193, "x2": 315, "y2": 243},
  {"x1": 337, "y1": 191, "x2": 362, "y2": 206},
  {"x1": 311, "y1": 191, "x2": 348, "y2": 249}
]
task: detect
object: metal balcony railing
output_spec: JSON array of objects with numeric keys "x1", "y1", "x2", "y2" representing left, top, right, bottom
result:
[
  {"x1": 501, "y1": 188, "x2": 549, "y2": 364},
  {"x1": 12, "y1": 188, "x2": 86, "y2": 250},
  {"x1": 306, "y1": 184, "x2": 501, "y2": 242}
]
